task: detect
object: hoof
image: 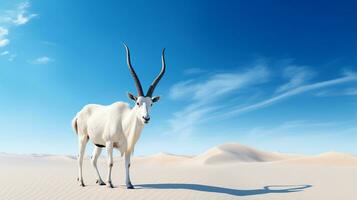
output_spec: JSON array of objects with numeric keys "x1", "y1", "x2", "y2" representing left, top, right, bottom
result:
[
  {"x1": 96, "y1": 179, "x2": 106, "y2": 186},
  {"x1": 78, "y1": 178, "x2": 85, "y2": 187},
  {"x1": 126, "y1": 183, "x2": 134, "y2": 189},
  {"x1": 107, "y1": 182, "x2": 114, "y2": 188}
]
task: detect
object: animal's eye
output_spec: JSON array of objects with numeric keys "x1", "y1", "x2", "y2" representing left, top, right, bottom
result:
[{"x1": 136, "y1": 102, "x2": 140, "y2": 106}]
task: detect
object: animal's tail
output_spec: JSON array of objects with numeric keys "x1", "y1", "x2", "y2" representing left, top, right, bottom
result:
[{"x1": 71, "y1": 117, "x2": 78, "y2": 135}]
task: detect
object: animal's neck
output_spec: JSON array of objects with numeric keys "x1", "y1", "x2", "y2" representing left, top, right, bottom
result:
[{"x1": 123, "y1": 107, "x2": 144, "y2": 153}]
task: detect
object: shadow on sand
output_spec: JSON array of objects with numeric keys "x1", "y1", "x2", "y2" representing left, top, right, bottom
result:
[{"x1": 137, "y1": 183, "x2": 312, "y2": 197}]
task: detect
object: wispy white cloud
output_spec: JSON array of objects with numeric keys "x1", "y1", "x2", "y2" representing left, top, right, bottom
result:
[
  {"x1": 0, "y1": 1, "x2": 37, "y2": 26},
  {"x1": 0, "y1": 1, "x2": 37, "y2": 58},
  {"x1": 167, "y1": 62, "x2": 357, "y2": 138},
  {"x1": 1, "y1": 51, "x2": 9, "y2": 56},
  {"x1": 167, "y1": 66, "x2": 270, "y2": 136},
  {"x1": 276, "y1": 65, "x2": 314, "y2": 93},
  {"x1": 13, "y1": 12, "x2": 37, "y2": 25},
  {"x1": 30, "y1": 56, "x2": 53, "y2": 65},
  {"x1": 224, "y1": 71, "x2": 357, "y2": 117},
  {"x1": 314, "y1": 87, "x2": 357, "y2": 97},
  {"x1": 0, "y1": 51, "x2": 16, "y2": 61},
  {"x1": 168, "y1": 105, "x2": 217, "y2": 139},
  {"x1": 0, "y1": 38, "x2": 9, "y2": 47},
  {"x1": 170, "y1": 66, "x2": 269, "y2": 102},
  {"x1": 0, "y1": 50, "x2": 16, "y2": 61},
  {"x1": 0, "y1": 27, "x2": 9, "y2": 36},
  {"x1": 0, "y1": 27, "x2": 9, "y2": 47},
  {"x1": 169, "y1": 80, "x2": 195, "y2": 100}
]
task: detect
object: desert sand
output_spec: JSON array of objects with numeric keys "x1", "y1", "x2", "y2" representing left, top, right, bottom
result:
[{"x1": 0, "y1": 143, "x2": 356, "y2": 200}]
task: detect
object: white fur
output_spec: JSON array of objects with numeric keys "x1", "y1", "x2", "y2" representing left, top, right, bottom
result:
[{"x1": 72, "y1": 96, "x2": 156, "y2": 188}]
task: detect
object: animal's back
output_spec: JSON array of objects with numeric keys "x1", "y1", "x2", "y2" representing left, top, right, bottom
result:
[
  {"x1": 72, "y1": 104, "x2": 104, "y2": 136},
  {"x1": 72, "y1": 102, "x2": 131, "y2": 144}
]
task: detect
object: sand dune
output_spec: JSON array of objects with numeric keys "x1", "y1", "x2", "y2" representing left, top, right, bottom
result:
[
  {"x1": 0, "y1": 143, "x2": 356, "y2": 200},
  {"x1": 191, "y1": 143, "x2": 357, "y2": 166},
  {"x1": 193, "y1": 143, "x2": 294, "y2": 164}
]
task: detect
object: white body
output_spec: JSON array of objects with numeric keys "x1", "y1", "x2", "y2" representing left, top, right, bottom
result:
[
  {"x1": 74, "y1": 102, "x2": 143, "y2": 155},
  {"x1": 72, "y1": 97, "x2": 154, "y2": 188}
]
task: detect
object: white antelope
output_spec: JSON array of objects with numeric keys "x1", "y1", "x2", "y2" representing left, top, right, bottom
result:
[{"x1": 71, "y1": 44, "x2": 166, "y2": 189}]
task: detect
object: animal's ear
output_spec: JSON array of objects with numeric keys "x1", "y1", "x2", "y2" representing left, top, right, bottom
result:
[
  {"x1": 127, "y1": 92, "x2": 137, "y2": 101},
  {"x1": 152, "y1": 96, "x2": 160, "y2": 103}
]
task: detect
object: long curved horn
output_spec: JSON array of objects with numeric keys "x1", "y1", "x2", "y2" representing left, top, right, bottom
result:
[
  {"x1": 146, "y1": 48, "x2": 166, "y2": 97},
  {"x1": 124, "y1": 44, "x2": 144, "y2": 96}
]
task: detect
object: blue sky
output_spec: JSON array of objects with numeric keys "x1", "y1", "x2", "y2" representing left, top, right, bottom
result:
[{"x1": 0, "y1": 0, "x2": 356, "y2": 156}]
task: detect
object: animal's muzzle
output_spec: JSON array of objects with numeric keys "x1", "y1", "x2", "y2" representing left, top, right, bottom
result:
[{"x1": 143, "y1": 116, "x2": 150, "y2": 123}]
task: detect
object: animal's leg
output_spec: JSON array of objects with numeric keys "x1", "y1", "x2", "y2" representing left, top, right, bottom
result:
[
  {"x1": 91, "y1": 146, "x2": 105, "y2": 186},
  {"x1": 106, "y1": 142, "x2": 114, "y2": 188},
  {"x1": 77, "y1": 135, "x2": 88, "y2": 187},
  {"x1": 125, "y1": 152, "x2": 134, "y2": 189}
]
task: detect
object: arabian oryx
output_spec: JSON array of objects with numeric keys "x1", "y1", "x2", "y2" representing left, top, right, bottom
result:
[{"x1": 71, "y1": 44, "x2": 166, "y2": 189}]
